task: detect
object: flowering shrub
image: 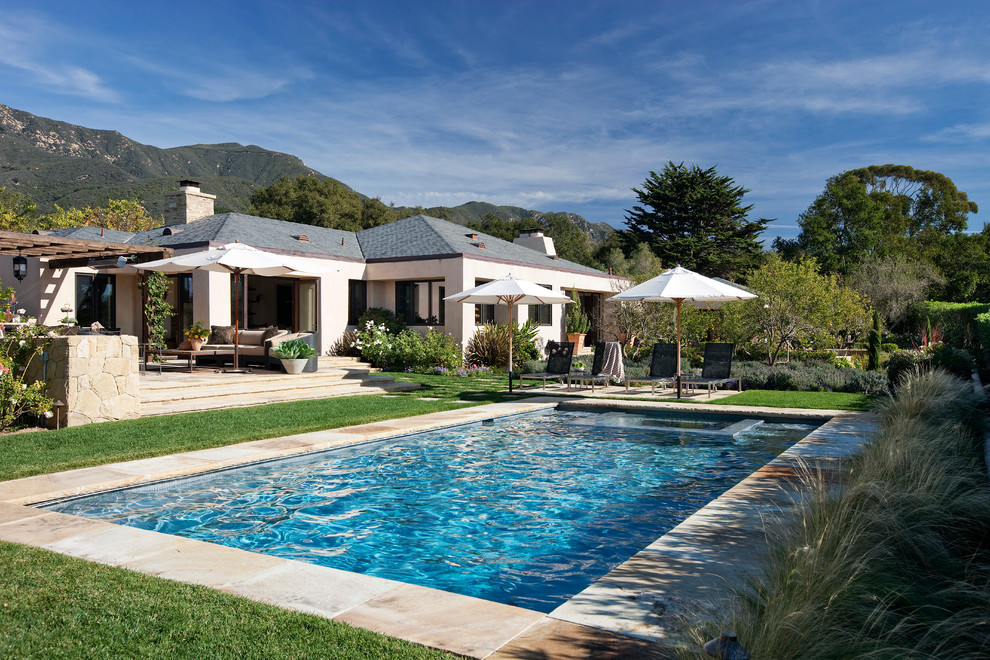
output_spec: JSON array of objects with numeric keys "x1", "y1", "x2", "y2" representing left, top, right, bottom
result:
[
  {"x1": 355, "y1": 321, "x2": 463, "y2": 372},
  {"x1": 0, "y1": 322, "x2": 54, "y2": 431}
]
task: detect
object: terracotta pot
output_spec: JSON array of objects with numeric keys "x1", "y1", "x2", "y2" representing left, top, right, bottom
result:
[
  {"x1": 189, "y1": 338, "x2": 204, "y2": 351},
  {"x1": 566, "y1": 332, "x2": 586, "y2": 354}
]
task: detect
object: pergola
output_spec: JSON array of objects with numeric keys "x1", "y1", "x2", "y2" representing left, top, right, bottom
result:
[{"x1": 0, "y1": 230, "x2": 171, "y2": 269}]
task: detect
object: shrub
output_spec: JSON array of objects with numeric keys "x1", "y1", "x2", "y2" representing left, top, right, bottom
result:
[
  {"x1": 465, "y1": 323, "x2": 511, "y2": 370},
  {"x1": 886, "y1": 345, "x2": 975, "y2": 387},
  {"x1": 734, "y1": 359, "x2": 888, "y2": 395},
  {"x1": 357, "y1": 307, "x2": 405, "y2": 335},
  {"x1": 329, "y1": 330, "x2": 361, "y2": 357},
  {"x1": 355, "y1": 322, "x2": 461, "y2": 373},
  {"x1": 512, "y1": 320, "x2": 540, "y2": 365},
  {"x1": 420, "y1": 329, "x2": 462, "y2": 371},
  {"x1": 0, "y1": 323, "x2": 54, "y2": 430}
]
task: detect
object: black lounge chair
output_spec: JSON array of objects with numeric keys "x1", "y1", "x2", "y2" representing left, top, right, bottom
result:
[
  {"x1": 625, "y1": 342, "x2": 677, "y2": 394},
  {"x1": 681, "y1": 342, "x2": 741, "y2": 397},
  {"x1": 568, "y1": 342, "x2": 611, "y2": 392},
  {"x1": 520, "y1": 341, "x2": 574, "y2": 389}
]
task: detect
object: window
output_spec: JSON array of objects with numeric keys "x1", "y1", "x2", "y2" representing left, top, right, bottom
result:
[
  {"x1": 475, "y1": 304, "x2": 495, "y2": 325},
  {"x1": 348, "y1": 280, "x2": 367, "y2": 325},
  {"x1": 528, "y1": 284, "x2": 552, "y2": 325},
  {"x1": 395, "y1": 280, "x2": 444, "y2": 325},
  {"x1": 76, "y1": 273, "x2": 116, "y2": 329}
]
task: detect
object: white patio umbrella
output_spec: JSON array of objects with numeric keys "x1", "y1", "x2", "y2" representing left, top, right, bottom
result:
[
  {"x1": 607, "y1": 266, "x2": 757, "y2": 396},
  {"x1": 444, "y1": 274, "x2": 573, "y2": 392},
  {"x1": 134, "y1": 243, "x2": 315, "y2": 370}
]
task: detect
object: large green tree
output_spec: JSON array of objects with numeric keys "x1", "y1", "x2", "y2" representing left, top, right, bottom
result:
[
  {"x1": 250, "y1": 175, "x2": 395, "y2": 231},
  {"x1": 775, "y1": 165, "x2": 978, "y2": 275},
  {"x1": 465, "y1": 212, "x2": 596, "y2": 267},
  {"x1": 622, "y1": 162, "x2": 768, "y2": 279}
]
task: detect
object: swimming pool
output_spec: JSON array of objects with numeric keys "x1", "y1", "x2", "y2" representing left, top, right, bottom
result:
[{"x1": 45, "y1": 408, "x2": 818, "y2": 612}]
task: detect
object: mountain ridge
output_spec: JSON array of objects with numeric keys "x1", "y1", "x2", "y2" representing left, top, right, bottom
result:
[{"x1": 0, "y1": 102, "x2": 614, "y2": 242}]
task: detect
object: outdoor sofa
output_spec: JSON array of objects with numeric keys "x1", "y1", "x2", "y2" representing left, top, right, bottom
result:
[{"x1": 195, "y1": 326, "x2": 318, "y2": 371}]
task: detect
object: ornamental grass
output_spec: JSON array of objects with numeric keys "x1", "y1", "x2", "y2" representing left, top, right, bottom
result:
[{"x1": 684, "y1": 369, "x2": 990, "y2": 659}]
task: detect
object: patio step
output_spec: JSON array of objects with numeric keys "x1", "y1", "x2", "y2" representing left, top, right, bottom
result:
[{"x1": 139, "y1": 366, "x2": 417, "y2": 416}]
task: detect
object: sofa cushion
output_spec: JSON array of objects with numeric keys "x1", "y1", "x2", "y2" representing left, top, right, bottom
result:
[
  {"x1": 237, "y1": 330, "x2": 267, "y2": 345},
  {"x1": 209, "y1": 325, "x2": 235, "y2": 344},
  {"x1": 261, "y1": 325, "x2": 281, "y2": 342}
]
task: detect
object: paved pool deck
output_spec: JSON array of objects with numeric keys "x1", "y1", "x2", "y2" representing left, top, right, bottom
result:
[{"x1": 0, "y1": 396, "x2": 876, "y2": 659}]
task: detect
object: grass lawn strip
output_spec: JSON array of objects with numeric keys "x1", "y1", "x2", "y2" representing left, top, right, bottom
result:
[{"x1": 0, "y1": 540, "x2": 455, "y2": 660}]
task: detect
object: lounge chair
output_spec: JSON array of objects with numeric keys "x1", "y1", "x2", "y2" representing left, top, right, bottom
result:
[
  {"x1": 568, "y1": 342, "x2": 611, "y2": 392},
  {"x1": 625, "y1": 342, "x2": 677, "y2": 394},
  {"x1": 520, "y1": 341, "x2": 574, "y2": 389},
  {"x1": 681, "y1": 342, "x2": 741, "y2": 397}
]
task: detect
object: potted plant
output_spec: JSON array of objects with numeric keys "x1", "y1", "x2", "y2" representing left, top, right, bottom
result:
[
  {"x1": 565, "y1": 289, "x2": 591, "y2": 353},
  {"x1": 272, "y1": 339, "x2": 318, "y2": 374},
  {"x1": 184, "y1": 320, "x2": 210, "y2": 351}
]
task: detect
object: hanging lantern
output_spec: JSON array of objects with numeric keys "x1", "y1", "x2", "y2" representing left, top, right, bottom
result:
[{"x1": 12, "y1": 253, "x2": 27, "y2": 281}]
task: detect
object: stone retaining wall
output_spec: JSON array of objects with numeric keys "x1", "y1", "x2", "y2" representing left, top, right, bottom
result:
[{"x1": 28, "y1": 335, "x2": 141, "y2": 427}]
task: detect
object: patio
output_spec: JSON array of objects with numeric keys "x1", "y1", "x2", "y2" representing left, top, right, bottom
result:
[{"x1": 139, "y1": 356, "x2": 418, "y2": 416}]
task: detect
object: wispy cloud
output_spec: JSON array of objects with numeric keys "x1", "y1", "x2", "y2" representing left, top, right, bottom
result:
[{"x1": 0, "y1": 12, "x2": 120, "y2": 102}]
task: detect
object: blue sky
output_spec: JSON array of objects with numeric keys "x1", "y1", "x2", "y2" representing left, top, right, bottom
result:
[{"x1": 2, "y1": 0, "x2": 989, "y2": 242}]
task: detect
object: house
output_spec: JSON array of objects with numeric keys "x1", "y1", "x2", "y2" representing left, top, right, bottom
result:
[{"x1": 0, "y1": 182, "x2": 622, "y2": 356}]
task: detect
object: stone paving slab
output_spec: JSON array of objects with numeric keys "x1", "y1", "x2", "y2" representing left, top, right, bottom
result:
[{"x1": 336, "y1": 581, "x2": 546, "y2": 658}]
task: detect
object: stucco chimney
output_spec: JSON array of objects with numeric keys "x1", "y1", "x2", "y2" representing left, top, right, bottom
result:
[
  {"x1": 163, "y1": 180, "x2": 216, "y2": 226},
  {"x1": 513, "y1": 228, "x2": 556, "y2": 257}
]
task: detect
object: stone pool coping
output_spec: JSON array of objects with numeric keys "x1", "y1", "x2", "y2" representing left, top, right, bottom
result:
[{"x1": 0, "y1": 398, "x2": 877, "y2": 658}]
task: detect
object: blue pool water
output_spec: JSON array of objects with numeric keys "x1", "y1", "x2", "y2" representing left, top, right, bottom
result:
[{"x1": 45, "y1": 408, "x2": 817, "y2": 612}]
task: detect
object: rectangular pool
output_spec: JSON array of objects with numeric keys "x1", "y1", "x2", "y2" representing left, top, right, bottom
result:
[{"x1": 44, "y1": 408, "x2": 818, "y2": 612}]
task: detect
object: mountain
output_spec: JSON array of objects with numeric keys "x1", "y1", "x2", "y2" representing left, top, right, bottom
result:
[
  {"x1": 0, "y1": 103, "x2": 334, "y2": 215},
  {"x1": 403, "y1": 200, "x2": 615, "y2": 243},
  {"x1": 0, "y1": 103, "x2": 613, "y2": 245}
]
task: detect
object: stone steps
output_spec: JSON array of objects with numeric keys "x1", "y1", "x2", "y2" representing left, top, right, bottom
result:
[{"x1": 139, "y1": 359, "x2": 418, "y2": 416}]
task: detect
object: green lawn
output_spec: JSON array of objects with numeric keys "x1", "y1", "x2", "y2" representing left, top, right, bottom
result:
[
  {"x1": 700, "y1": 389, "x2": 876, "y2": 411},
  {"x1": 0, "y1": 541, "x2": 455, "y2": 660}
]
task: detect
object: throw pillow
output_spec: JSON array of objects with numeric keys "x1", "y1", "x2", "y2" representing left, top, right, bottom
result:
[
  {"x1": 209, "y1": 325, "x2": 235, "y2": 344},
  {"x1": 261, "y1": 325, "x2": 280, "y2": 342}
]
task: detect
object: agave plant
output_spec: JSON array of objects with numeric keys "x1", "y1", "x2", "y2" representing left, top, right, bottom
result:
[{"x1": 272, "y1": 339, "x2": 318, "y2": 360}]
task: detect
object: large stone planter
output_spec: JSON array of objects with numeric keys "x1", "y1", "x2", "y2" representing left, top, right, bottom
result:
[
  {"x1": 280, "y1": 358, "x2": 308, "y2": 374},
  {"x1": 26, "y1": 334, "x2": 140, "y2": 427}
]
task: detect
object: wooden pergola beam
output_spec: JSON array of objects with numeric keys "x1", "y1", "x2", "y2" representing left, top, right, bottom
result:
[{"x1": 0, "y1": 231, "x2": 170, "y2": 267}]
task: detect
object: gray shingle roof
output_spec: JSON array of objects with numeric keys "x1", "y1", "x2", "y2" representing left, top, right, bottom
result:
[
  {"x1": 357, "y1": 215, "x2": 604, "y2": 275},
  {"x1": 49, "y1": 212, "x2": 607, "y2": 276},
  {"x1": 129, "y1": 213, "x2": 363, "y2": 260}
]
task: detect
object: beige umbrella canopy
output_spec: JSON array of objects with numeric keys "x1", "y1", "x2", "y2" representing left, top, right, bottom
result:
[
  {"x1": 608, "y1": 266, "x2": 757, "y2": 396},
  {"x1": 444, "y1": 275, "x2": 573, "y2": 391}
]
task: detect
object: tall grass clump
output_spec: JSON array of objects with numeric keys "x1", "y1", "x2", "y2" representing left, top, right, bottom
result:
[{"x1": 684, "y1": 369, "x2": 990, "y2": 659}]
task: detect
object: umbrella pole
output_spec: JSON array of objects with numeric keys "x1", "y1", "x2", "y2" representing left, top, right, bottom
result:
[
  {"x1": 676, "y1": 298, "x2": 683, "y2": 399},
  {"x1": 507, "y1": 300, "x2": 514, "y2": 393}
]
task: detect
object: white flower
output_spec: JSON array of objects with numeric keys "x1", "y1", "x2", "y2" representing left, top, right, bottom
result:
[
  {"x1": 9, "y1": 398, "x2": 15, "y2": 404},
  {"x1": 43, "y1": 411, "x2": 53, "y2": 418},
  {"x1": 16, "y1": 309, "x2": 25, "y2": 315},
  {"x1": 17, "y1": 340, "x2": 24, "y2": 346},
  {"x1": 21, "y1": 384, "x2": 26, "y2": 390}
]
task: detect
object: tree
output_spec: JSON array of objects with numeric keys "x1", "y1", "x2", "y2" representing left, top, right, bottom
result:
[
  {"x1": 250, "y1": 175, "x2": 395, "y2": 230},
  {"x1": 734, "y1": 254, "x2": 870, "y2": 365},
  {"x1": 775, "y1": 165, "x2": 977, "y2": 275},
  {"x1": 623, "y1": 162, "x2": 768, "y2": 279},
  {"x1": 0, "y1": 188, "x2": 39, "y2": 232},
  {"x1": 465, "y1": 212, "x2": 597, "y2": 267},
  {"x1": 846, "y1": 255, "x2": 944, "y2": 327},
  {"x1": 42, "y1": 199, "x2": 159, "y2": 232}
]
